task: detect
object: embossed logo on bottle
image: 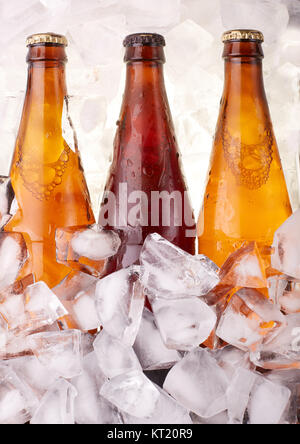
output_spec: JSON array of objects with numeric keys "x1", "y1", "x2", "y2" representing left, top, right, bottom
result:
[
  {"x1": 18, "y1": 141, "x2": 71, "y2": 201},
  {"x1": 219, "y1": 113, "x2": 274, "y2": 190}
]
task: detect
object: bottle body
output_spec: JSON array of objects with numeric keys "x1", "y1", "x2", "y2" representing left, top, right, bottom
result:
[
  {"x1": 5, "y1": 42, "x2": 95, "y2": 287},
  {"x1": 197, "y1": 38, "x2": 292, "y2": 267},
  {"x1": 99, "y1": 38, "x2": 195, "y2": 271}
]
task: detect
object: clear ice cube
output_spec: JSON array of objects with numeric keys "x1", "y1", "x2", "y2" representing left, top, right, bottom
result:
[
  {"x1": 250, "y1": 313, "x2": 300, "y2": 370},
  {"x1": 221, "y1": 0, "x2": 289, "y2": 44},
  {"x1": 100, "y1": 370, "x2": 160, "y2": 419},
  {"x1": 30, "y1": 379, "x2": 77, "y2": 425},
  {"x1": 216, "y1": 288, "x2": 286, "y2": 351},
  {"x1": 0, "y1": 364, "x2": 38, "y2": 424},
  {"x1": 163, "y1": 348, "x2": 228, "y2": 418},
  {"x1": 152, "y1": 297, "x2": 217, "y2": 351},
  {"x1": 8, "y1": 355, "x2": 58, "y2": 399},
  {"x1": 93, "y1": 330, "x2": 142, "y2": 379},
  {"x1": 95, "y1": 266, "x2": 144, "y2": 346},
  {"x1": 272, "y1": 209, "x2": 300, "y2": 279},
  {"x1": 248, "y1": 377, "x2": 291, "y2": 424},
  {"x1": 219, "y1": 242, "x2": 267, "y2": 289},
  {"x1": 133, "y1": 308, "x2": 181, "y2": 371},
  {"x1": 226, "y1": 367, "x2": 257, "y2": 424},
  {"x1": 0, "y1": 232, "x2": 28, "y2": 291},
  {"x1": 123, "y1": 384, "x2": 192, "y2": 425},
  {"x1": 140, "y1": 233, "x2": 219, "y2": 300},
  {"x1": 28, "y1": 330, "x2": 83, "y2": 379},
  {"x1": 56, "y1": 225, "x2": 121, "y2": 277},
  {"x1": 53, "y1": 271, "x2": 99, "y2": 330},
  {"x1": 72, "y1": 352, "x2": 122, "y2": 425}
]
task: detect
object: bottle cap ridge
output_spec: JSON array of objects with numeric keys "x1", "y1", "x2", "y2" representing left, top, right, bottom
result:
[
  {"x1": 26, "y1": 33, "x2": 68, "y2": 47},
  {"x1": 123, "y1": 33, "x2": 166, "y2": 48},
  {"x1": 222, "y1": 29, "x2": 264, "y2": 43}
]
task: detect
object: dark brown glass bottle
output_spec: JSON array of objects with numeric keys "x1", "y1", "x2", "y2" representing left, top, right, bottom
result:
[
  {"x1": 5, "y1": 33, "x2": 95, "y2": 287},
  {"x1": 99, "y1": 33, "x2": 196, "y2": 271}
]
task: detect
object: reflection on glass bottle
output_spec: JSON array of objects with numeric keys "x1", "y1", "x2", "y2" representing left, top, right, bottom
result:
[
  {"x1": 198, "y1": 30, "x2": 292, "y2": 267},
  {"x1": 99, "y1": 33, "x2": 196, "y2": 274},
  {"x1": 5, "y1": 33, "x2": 95, "y2": 287}
]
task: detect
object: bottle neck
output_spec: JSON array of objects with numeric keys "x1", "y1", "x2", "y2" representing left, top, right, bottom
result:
[
  {"x1": 223, "y1": 41, "x2": 266, "y2": 100},
  {"x1": 124, "y1": 59, "x2": 166, "y2": 98},
  {"x1": 25, "y1": 45, "x2": 67, "y2": 111},
  {"x1": 223, "y1": 57, "x2": 266, "y2": 100},
  {"x1": 123, "y1": 45, "x2": 167, "y2": 102},
  {"x1": 120, "y1": 46, "x2": 174, "y2": 151}
]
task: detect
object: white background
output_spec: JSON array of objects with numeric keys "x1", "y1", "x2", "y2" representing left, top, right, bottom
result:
[{"x1": 0, "y1": 0, "x2": 300, "y2": 219}]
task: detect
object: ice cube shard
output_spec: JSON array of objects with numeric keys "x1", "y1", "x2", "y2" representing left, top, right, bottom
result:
[
  {"x1": 140, "y1": 233, "x2": 219, "y2": 300},
  {"x1": 95, "y1": 266, "x2": 144, "y2": 346},
  {"x1": 56, "y1": 225, "x2": 121, "y2": 277}
]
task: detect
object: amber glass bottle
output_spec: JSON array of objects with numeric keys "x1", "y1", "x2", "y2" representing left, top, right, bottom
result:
[
  {"x1": 197, "y1": 30, "x2": 292, "y2": 268},
  {"x1": 5, "y1": 33, "x2": 95, "y2": 287},
  {"x1": 99, "y1": 33, "x2": 195, "y2": 271}
]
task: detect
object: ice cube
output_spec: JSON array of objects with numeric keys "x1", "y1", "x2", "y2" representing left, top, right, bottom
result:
[
  {"x1": 250, "y1": 314, "x2": 300, "y2": 370},
  {"x1": 0, "y1": 275, "x2": 66, "y2": 334},
  {"x1": 123, "y1": 385, "x2": 192, "y2": 425},
  {"x1": 266, "y1": 369, "x2": 300, "y2": 424},
  {"x1": 68, "y1": 18, "x2": 124, "y2": 67},
  {"x1": 53, "y1": 271, "x2": 99, "y2": 330},
  {"x1": 72, "y1": 352, "x2": 122, "y2": 425},
  {"x1": 219, "y1": 242, "x2": 267, "y2": 289},
  {"x1": 0, "y1": 364, "x2": 38, "y2": 424},
  {"x1": 166, "y1": 20, "x2": 214, "y2": 80},
  {"x1": 95, "y1": 266, "x2": 144, "y2": 346},
  {"x1": 216, "y1": 288, "x2": 286, "y2": 351},
  {"x1": 24, "y1": 281, "x2": 67, "y2": 330},
  {"x1": 31, "y1": 379, "x2": 77, "y2": 425},
  {"x1": 152, "y1": 297, "x2": 216, "y2": 351},
  {"x1": 56, "y1": 225, "x2": 121, "y2": 277},
  {"x1": 67, "y1": 286, "x2": 100, "y2": 331},
  {"x1": 277, "y1": 279, "x2": 300, "y2": 314},
  {"x1": 214, "y1": 345, "x2": 252, "y2": 380},
  {"x1": 152, "y1": 298, "x2": 217, "y2": 351},
  {"x1": 0, "y1": 279, "x2": 67, "y2": 335},
  {"x1": 272, "y1": 209, "x2": 300, "y2": 279},
  {"x1": 100, "y1": 370, "x2": 160, "y2": 419},
  {"x1": 248, "y1": 377, "x2": 291, "y2": 424},
  {"x1": 268, "y1": 274, "x2": 291, "y2": 306},
  {"x1": 140, "y1": 233, "x2": 219, "y2": 300},
  {"x1": 8, "y1": 355, "x2": 58, "y2": 399},
  {"x1": 226, "y1": 368, "x2": 257, "y2": 424},
  {"x1": 28, "y1": 330, "x2": 83, "y2": 379},
  {"x1": 93, "y1": 330, "x2": 142, "y2": 379},
  {"x1": 0, "y1": 232, "x2": 28, "y2": 291},
  {"x1": 181, "y1": 0, "x2": 223, "y2": 34},
  {"x1": 124, "y1": 0, "x2": 181, "y2": 29},
  {"x1": 221, "y1": 0, "x2": 289, "y2": 44},
  {"x1": 163, "y1": 348, "x2": 228, "y2": 418},
  {"x1": 133, "y1": 308, "x2": 181, "y2": 371}
]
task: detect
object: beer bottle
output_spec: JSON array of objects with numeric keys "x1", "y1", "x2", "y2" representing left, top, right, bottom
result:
[
  {"x1": 5, "y1": 33, "x2": 95, "y2": 287},
  {"x1": 197, "y1": 30, "x2": 292, "y2": 267},
  {"x1": 99, "y1": 33, "x2": 196, "y2": 271}
]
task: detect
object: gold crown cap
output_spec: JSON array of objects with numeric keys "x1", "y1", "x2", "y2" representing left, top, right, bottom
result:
[
  {"x1": 26, "y1": 33, "x2": 68, "y2": 47},
  {"x1": 222, "y1": 29, "x2": 264, "y2": 43}
]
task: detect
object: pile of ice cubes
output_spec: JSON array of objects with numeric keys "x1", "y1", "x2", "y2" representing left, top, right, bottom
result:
[{"x1": 0, "y1": 178, "x2": 300, "y2": 424}]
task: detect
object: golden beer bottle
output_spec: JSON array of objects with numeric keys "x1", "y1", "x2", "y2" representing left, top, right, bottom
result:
[
  {"x1": 5, "y1": 33, "x2": 95, "y2": 287},
  {"x1": 197, "y1": 30, "x2": 292, "y2": 267}
]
